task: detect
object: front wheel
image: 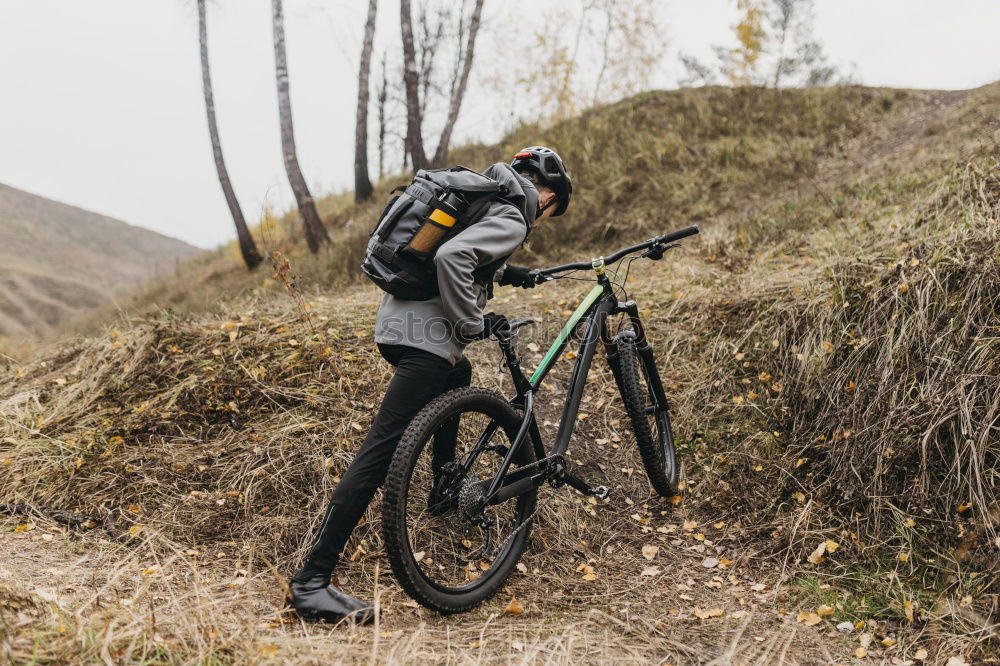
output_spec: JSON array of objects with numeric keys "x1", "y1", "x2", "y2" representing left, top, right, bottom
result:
[
  {"x1": 381, "y1": 387, "x2": 537, "y2": 614},
  {"x1": 615, "y1": 334, "x2": 680, "y2": 496}
]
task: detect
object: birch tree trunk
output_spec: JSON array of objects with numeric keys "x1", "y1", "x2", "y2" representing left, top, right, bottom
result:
[
  {"x1": 354, "y1": 0, "x2": 378, "y2": 203},
  {"x1": 272, "y1": 0, "x2": 328, "y2": 253},
  {"x1": 431, "y1": 0, "x2": 484, "y2": 167},
  {"x1": 199, "y1": 0, "x2": 262, "y2": 270},
  {"x1": 399, "y1": 0, "x2": 429, "y2": 171}
]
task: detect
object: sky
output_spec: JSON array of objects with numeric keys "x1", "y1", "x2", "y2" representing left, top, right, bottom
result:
[{"x1": 0, "y1": 0, "x2": 998, "y2": 249}]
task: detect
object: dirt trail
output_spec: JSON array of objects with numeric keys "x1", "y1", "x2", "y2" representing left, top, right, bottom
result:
[{"x1": 1, "y1": 512, "x2": 861, "y2": 665}]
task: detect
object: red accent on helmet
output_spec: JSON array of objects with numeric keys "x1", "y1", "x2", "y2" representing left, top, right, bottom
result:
[{"x1": 514, "y1": 151, "x2": 532, "y2": 159}]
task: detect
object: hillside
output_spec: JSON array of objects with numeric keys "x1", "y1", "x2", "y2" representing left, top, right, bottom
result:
[
  {"x1": 0, "y1": 182, "x2": 200, "y2": 341},
  {"x1": 0, "y1": 83, "x2": 997, "y2": 664}
]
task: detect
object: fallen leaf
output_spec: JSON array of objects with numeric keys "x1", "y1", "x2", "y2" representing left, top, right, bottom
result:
[
  {"x1": 694, "y1": 607, "x2": 724, "y2": 619},
  {"x1": 682, "y1": 520, "x2": 697, "y2": 531},
  {"x1": 944, "y1": 658, "x2": 969, "y2": 666},
  {"x1": 855, "y1": 647, "x2": 868, "y2": 659},
  {"x1": 817, "y1": 604, "x2": 834, "y2": 617},
  {"x1": 128, "y1": 525, "x2": 144, "y2": 536},
  {"x1": 640, "y1": 566, "x2": 661, "y2": 576},
  {"x1": 796, "y1": 611, "x2": 822, "y2": 626},
  {"x1": 413, "y1": 551, "x2": 425, "y2": 562},
  {"x1": 505, "y1": 596, "x2": 523, "y2": 615},
  {"x1": 904, "y1": 600, "x2": 915, "y2": 622},
  {"x1": 750, "y1": 583, "x2": 766, "y2": 592},
  {"x1": 807, "y1": 541, "x2": 827, "y2": 564},
  {"x1": 913, "y1": 648, "x2": 928, "y2": 661},
  {"x1": 701, "y1": 557, "x2": 720, "y2": 569},
  {"x1": 641, "y1": 544, "x2": 659, "y2": 560}
]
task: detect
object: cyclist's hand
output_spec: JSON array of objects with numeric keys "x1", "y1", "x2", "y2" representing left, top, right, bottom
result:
[
  {"x1": 472, "y1": 312, "x2": 509, "y2": 340},
  {"x1": 499, "y1": 264, "x2": 537, "y2": 289}
]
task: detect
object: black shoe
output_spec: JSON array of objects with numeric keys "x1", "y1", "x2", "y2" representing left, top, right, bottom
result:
[{"x1": 288, "y1": 573, "x2": 374, "y2": 625}]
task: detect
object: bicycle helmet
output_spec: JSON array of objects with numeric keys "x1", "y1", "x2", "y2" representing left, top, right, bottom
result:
[{"x1": 511, "y1": 146, "x2": 573, "y2": 216}]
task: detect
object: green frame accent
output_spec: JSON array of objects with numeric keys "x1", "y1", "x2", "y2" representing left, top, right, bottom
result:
[{"x1": 529, "y1": 284, "x2": 605, "y2": 385}]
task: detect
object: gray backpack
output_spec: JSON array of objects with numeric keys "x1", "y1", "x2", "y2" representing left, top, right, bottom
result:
[{"x1": 361, "y1": 165, "x2": 526, "y2": 301}]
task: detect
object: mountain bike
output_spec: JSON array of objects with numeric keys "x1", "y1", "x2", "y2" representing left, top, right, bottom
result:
[{"x1": 381, "y1": 225, "x2": 700, "y2": 613}]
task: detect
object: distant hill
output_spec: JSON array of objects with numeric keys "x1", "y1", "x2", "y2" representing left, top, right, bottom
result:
[{"x1": 0, "y1": 182, "x2": 200, "y2": 338}]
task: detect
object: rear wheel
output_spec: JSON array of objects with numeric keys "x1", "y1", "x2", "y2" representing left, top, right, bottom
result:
[
  {"x1": 382, "y1": 387, "x2": 536, "y2": 613},
  {"x1": 616, "y1": 334, "x2": 679, "y2": 496}
]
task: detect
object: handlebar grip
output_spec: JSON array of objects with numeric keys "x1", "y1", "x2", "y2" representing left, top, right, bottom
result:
[{"x1": 658, "y1": 224, "x2": 700, "y2": 244}]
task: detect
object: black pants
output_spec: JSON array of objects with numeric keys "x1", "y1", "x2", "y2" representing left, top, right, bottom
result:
[{"x1": 294, "y1": 344, "x2": 472, "y2": 581}]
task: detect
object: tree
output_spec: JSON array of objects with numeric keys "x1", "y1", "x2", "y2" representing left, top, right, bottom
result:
[
  {"x1": 271, "y1": 0, "x2": 328, "y2": 253},
  {"x1": 589, "y1": 0, "x2": 662, "y2": 106},
  {"x1": 399, "y1": 0, "x2": 429, "y2": 171},
  {"x1": 679, "y1": 0, "x2": 837, "y2": 88},
  {"x1": 399, "y1": 0, "x2": 485, "y2": 171},
  {"x1": 431, "y1": 0, "x2": 483, "y2": 166},
  {"x1": 197, "y1": 0, "x2": 262, "y2": 270},
  {"x1": 723, "y1": 0, "x2": 766, "y2": 86},
  {"x1": 375, "y1": 50, "x2": 390, "y2": 179},
  {"x1": 767, "y1": 0, "x2": 835, "y2": 87},
  {"x1": 482, "y1": 0, "x2": 663, "y2": 125},
  {"x1": 354, "y1": 0, "x2": 378, "y2": 203}
]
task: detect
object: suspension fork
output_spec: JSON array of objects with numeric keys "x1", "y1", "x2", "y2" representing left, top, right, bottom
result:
[
  {"x1": 601, "y1": 300, "x2": 648, "y2": 351},
  {"x1": 602, "y1": 300, "x2": 670, "y2": 410}
]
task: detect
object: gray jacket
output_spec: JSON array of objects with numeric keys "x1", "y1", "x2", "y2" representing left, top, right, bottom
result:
[{"x1": 374, "y1": 163, "x2": 538, "y2": 365}]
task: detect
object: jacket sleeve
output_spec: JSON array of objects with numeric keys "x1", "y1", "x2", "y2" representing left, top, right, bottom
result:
[{"x1": 434, "y1": 202, "x2": 527, "y2": 342}]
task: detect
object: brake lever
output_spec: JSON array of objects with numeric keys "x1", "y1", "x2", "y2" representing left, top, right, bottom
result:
[
  {"x1": 529, "y1": 270, "x2": 553, "y2": 284},
  {"x1": 641, "y1": 242, "x2": 681, "y2": 261}
]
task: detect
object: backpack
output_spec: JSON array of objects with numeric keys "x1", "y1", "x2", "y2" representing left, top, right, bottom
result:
[{"x1": 361, "y1": 165, "x2": 526, "y2": 301}]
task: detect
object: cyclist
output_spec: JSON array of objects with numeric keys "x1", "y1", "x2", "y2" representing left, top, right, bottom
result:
[{"x1": 288, "y1": 147, "x2": 573, "y2": 624}]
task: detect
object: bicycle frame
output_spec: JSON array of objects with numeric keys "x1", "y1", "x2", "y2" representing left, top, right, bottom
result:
[{"x1": 472, "y1": 261, "x2": 655, "y2": 506}]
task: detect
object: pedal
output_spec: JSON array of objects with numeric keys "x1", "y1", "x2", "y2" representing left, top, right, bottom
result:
[{"x1": 589, "y1": 485, "x2": 610, "y2": 500}]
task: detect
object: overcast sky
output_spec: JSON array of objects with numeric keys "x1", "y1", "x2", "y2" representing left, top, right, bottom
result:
[{"x1": 1, "y1": 0, "x2": 998, "y2": 249}]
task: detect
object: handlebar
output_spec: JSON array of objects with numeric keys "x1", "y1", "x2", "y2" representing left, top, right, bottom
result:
[{"x1": 534, "y1": 224, "x2": 700, "y2": 279}]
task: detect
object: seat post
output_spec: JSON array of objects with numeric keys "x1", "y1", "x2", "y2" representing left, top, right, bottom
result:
[{"x1": 496, "y1": 331, "x2": 533, "y2": 396}]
